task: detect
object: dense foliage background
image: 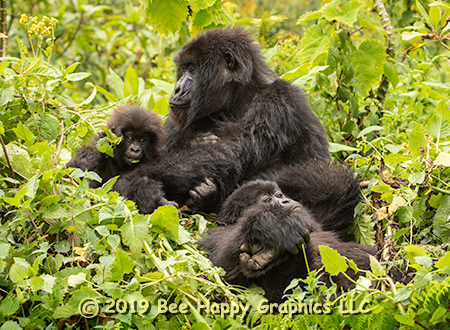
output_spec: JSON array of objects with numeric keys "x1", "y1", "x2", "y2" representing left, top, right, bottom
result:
[{"x1": 1, "y1": 0, "x2": 450, "y2": 329}]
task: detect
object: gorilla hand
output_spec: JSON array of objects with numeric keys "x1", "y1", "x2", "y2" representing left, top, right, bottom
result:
[
  {"x1": 185, "y1": 178, "x2": 217, "y2": 210},
  {"x1": 239, "y1": 243, "x2": 282, "y2": 271}
]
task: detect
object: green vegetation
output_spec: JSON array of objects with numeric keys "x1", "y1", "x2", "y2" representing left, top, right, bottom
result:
[{"x1": 0, "y1": 0, "x2": 450, "y2": 329}]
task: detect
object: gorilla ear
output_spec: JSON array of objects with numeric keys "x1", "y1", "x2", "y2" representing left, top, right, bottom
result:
[{"x1": 224, "y1": 51, "x2": 236, "y2": 70}]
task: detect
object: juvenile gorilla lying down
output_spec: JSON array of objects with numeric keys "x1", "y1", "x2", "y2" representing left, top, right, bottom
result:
[{"x1": 199, "y1": 180, "x2": 376, "y2": 303}]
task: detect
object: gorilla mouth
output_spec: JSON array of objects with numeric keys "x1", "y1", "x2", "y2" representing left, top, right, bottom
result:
[
  {"x1": 291, "y1": 205, "x2": 302, "y2": 212},
  {"x1": 127, "y1": 158, "x2": 140, "y2": 164},
  {"x1": 169, "y1": 102, "x2": 190, "y2": 111}
]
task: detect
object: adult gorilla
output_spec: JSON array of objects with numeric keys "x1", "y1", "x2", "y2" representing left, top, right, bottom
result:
[
  {"x1": 115, "y1": 27, "x2": 331, "y2": 215},
  {"x1": 199, "y1": 179, "x2": 375, "y2": 303}
]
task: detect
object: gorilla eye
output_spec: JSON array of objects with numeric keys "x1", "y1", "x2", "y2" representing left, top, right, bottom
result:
[
  {"x1": 262, "y1": 196, "x2": 272, "y2": 203},
  {"x1": 127, "y1": 135, "x2": 133, "y2": 141},
  {"x1": 187, "y1": 64, "x2": 194, "y2": 73},
  {"x1": 140, "y1": 138, "x2": 145, "y2": 143},
  {"x1": 275, "y1": 192, "x2": 283, "y2": 198}
]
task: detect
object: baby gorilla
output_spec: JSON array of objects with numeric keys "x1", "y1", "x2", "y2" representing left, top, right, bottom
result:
[
  {"x1": 199, "y1": 180, "x2": 376, "y2": 303},
  {"x1": 67, "y1": 105, "x2": 162, "y2": 188}
]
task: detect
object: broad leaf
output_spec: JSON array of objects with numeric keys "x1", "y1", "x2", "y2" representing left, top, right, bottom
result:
[{"x1": 319, "y1": 245, "x2": 348, "y2": 276}]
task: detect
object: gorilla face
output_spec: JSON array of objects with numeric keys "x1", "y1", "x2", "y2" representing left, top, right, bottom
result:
[
  {"x1": 168, "y1": 27, "x2": 262, "y2": 131},
  {"x1": 120, "y1": 131, "x2": 148, "y2": 166}
]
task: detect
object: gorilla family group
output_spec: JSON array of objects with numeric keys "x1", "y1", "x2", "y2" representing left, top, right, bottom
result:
[{"x1": 68, "y1": 27, "x2": 376, "y2": 303}]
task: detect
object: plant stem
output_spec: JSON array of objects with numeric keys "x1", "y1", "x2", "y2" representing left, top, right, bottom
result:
[{"x1": 0, "y1": 0, "x2": 7, "y2": 57}]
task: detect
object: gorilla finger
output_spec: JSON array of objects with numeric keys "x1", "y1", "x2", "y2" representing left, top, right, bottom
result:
[
  {"x1": 250, "y1": 244, "x2": 264, "y2": 255},
  {"x1": 205, "y1": 178, "x2": 215, "y2": 187},
  {"x1": 288, "y1": 245, "x2": 299, "y2": 255},
  {"x1": 245, "y1": 257, "x2": 261, "y2": 271},
  {"x1": 240, "y1": 243, "x2": 251, "y2": 253},
  {"x1": 304, "y1": 232, "x2": 311, "y2": 244},
  {"x1": 239, "y1": 252, "x2": 251, "y2": 264},
  {"x1": 250, "y1": 248, "x2": 281, "y2": 270},
  {"x1": 189, "y1": 189, "x2": 200, "y2": 202},
  {"x1": 159, "y1": 197, "x2": 179, "y2": 209}
]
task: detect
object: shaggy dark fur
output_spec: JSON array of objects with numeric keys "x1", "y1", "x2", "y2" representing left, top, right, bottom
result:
[
  {"x1": 199, "y1": 180, "x2": 376, "y2": 303},
  {"x1": 115, "y1": 26, "x2": 331, "y2": 214},
  {"x1": 67, "y1": 105, "x2": 162, "y2": 189}
]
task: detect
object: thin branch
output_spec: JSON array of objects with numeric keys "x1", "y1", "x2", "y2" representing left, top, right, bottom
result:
[
  {"x1": 0, "y1": 133, "x2": 15, "y2": 179},
  {"x1": 0, "y1": 0, "x2": 7, "y2": 57},
  {"x1": 55, "y1": 120, "x2": 64, "y2": 166}
]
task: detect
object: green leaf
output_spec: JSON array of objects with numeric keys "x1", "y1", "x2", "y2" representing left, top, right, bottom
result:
[
  {"x1": 193, "y1": 10, "x2": 214, "y2": 28},
  {"x1": 429, "y1": 5, "x2": 441, "y2": 29},
  {"x1": 0, "y1": 296, "x2": 20, "y2": 316},
  {"x1": 121, "y1": 214, "x2": 149, "y2": 256},
  {"x1": 79, "y1": 88, "x2": 97, "y2": 106},
  {"x1": 297, "y1": 10, "x2": 322, "y2": 24},
  {"x1": 0, "y1": 321, "x2": 22, "y2": 330},
  {"x1": 427, "y1": 100, "x2": 450, "y2": 144},
  {"x1": 100, "y1": 282, "x2": 123, "y2": 299},
  {"x1": 414, "y1": 255, "x2": 433, "y2": 269},
  {"x1": 394, "y1": 309, "x2": 415, "y2": 326},
  {"x1": 350, "y1": 40, "x2": 386, "y2": 95},
  {"x1": 416, "y1": 0, "x2": 432, "y2": 28},
  {"x1": 96, "y1": 138, "x2": 114, "y2": 158},
  {"x1": 52, "y1": 305, "x2": 77, "y2": 319},
  {"x1": 322, "y1": 0, "x2": 364, "y2": 26},
  {"x1": 319, "y1": 245, "x2": 348, "y2": 276},
  {"x1": 30, "y1": 276, "x2": 44, "y2": 293},
  {"x1": 409, "y1": 124, "x2": 427, "y2": 158},
  {"x1": 393, "y1": 287, "x2": 413, "y2": 303},
  {"x1": 435, "y1": 251, "x2": 450, "y2": 270},
  {"x1": 89, "y1": 83, "x2": 118, "y2": 102},
  {"x1": 149, "y1": 205, "x2": 180, "y2": 242},
  {"x1": 384, "y1": 153, "x2": 413, "y2": 163},
  {"x1": 111, "y1": 248, "x2": 134, "y2": 281},
  {"x1": 9, "y1": 264, "x2": 27, "y2": 283},
  {"x1": 124, "y1": 66, "x2": 139, "y2": 97},
  {"x1": 357, "y1": 125, "x2": 385, "y2": 139},
  {"x1": 141, "y1": 0, "x2": 189, "y2": 35},
  {"x1": 369, "y1": 255, "x2": 384, "y2": 277},
  {"x1": 13, "y1": 122, "x2": 34, "y2": 145},
  {"x1": 383, "y1": 61, "x2": 399, "y2": 88},
  {"x1": 109, "y1": 68, "x2": 125, "y2": 99},
  {"x1": 65, "y1": 72, "x2": 91, "y2": 82},
  {"x1": 196, "y1": 0, "x2": 215, "y2": 10},
  {"x1": 23, "y1": 174, "x2": 39, "y2": 199},
  {"x1": 435, "y1": 152, "x2": 450, "y2": 166},
  {"x1": 26, "y1": 113, "x2": 60, "y2": 141},
  {"x1": 430, "y1": 306, "x2": 447, "y2": 325},
  {"x1": 0, "y1": 83, "x2": 14, "y2": 107},
  {"x1": 328, "y1": 142, "x2": 357, "y2": 153},
  {"x1": 404, "y1": 245, "x2": 426, "y2": 263}
]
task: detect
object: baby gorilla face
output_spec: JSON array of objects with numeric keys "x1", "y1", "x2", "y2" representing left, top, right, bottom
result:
[
  {"x1": 121, "y1": 131, "x2": 147, "y2": 166},
  {"x1": 237, "y1": 183, "x2": 321, "y2": 272}
]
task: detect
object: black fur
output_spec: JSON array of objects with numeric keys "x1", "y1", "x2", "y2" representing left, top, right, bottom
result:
[
  {"x1": 67, "y1": 105, "x2": 162, "y2": 189},
  {"x1": 199, "y1": 180, "x2": 376, "y2": 303},
  {"x1": 115, "y1": 27, "x2": 331, "y2": 214}
]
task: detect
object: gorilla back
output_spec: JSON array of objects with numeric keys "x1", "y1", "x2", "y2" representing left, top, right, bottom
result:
[{"x1": 117, "y1": 27, "x2": 331, "y2": 213}]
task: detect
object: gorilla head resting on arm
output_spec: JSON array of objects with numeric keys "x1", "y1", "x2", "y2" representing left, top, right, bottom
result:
[
  {"x1": 67, "y1": 105, "x2": 162, "y2": 188},
  {"x1": 199, "y1": 180, "x2": 376, "y2": 303}
]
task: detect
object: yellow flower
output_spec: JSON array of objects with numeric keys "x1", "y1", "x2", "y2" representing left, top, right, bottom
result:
[
  {"x1": 19, "y1": 13, "x2": 28, "y2": 25},
  {"x1": 31, "y1": 16, "x2": 38, "y2": 24},
  {"x1": 49, "y1": 17, "x2": 58, "y2": 25},
  {"x1": 42, "y1": 16, "x2": 49, "y2": 23}
]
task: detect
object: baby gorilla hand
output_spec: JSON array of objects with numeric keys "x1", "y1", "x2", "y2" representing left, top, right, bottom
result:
[{"x1": 239, "y1": 243, "x2": 282, "y2": 271}]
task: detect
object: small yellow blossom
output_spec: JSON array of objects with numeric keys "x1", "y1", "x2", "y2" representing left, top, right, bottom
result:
[
  {"x1": 31, "y1": 16, "x2": 38, "y2": 24},
  {"x1": 19, "y1": 14, "x2": 28, "y2": 25}
]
